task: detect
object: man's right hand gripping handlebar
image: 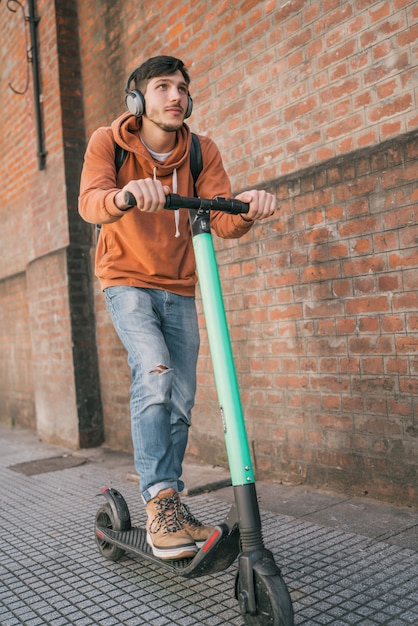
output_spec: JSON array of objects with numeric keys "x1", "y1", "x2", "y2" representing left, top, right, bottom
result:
[{"x1": 114, "y1": 178, "x2": 171, "y2": 213}]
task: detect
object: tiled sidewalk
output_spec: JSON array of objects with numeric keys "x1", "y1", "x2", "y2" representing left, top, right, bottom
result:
[{"x1": 0, "y1": 425, "x2": 417, "y2": 625}]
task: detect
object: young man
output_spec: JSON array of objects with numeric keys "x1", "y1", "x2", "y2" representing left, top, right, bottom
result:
[{"x1": 79, "y1": 56, "x2": 276, "y2": 561}]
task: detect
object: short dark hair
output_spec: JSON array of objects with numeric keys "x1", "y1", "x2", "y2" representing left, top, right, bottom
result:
[{"x1": 133, "y1": 56, "x2": 190, "y2": 92}]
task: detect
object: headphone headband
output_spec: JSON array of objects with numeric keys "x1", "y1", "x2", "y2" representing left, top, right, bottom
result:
[{"x1": 125, "y1": 69, "x2": 138, "y2": 95}]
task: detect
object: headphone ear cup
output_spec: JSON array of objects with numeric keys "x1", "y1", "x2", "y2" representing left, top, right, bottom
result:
[
  {"x1": 185, "y1": 95, "x2": 193, "y2": 119},
  {"x1": 125, "y1": 90, "x2": 145, "y2": 116}
]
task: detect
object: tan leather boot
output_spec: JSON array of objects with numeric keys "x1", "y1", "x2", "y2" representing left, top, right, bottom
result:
[
  {"x1": 178, "y1": 501, "x2": 215, "y2": 548},
  {"x1": 146, "y1": 488, "x2": 197, "y2": 560}
]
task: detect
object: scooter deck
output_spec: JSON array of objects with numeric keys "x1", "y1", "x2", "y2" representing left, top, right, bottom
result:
[{"x1": 96, "y1": 523, "x2": 240, "y2": 578}]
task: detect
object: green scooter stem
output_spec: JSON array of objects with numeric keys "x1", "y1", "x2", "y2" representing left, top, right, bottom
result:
[{"x1": 192, "y1": 232, "x2": 255, "y2": 487}]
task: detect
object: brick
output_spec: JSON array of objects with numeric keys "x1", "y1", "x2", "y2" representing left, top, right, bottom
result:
[
  {"x1": 321, "y1": 78, "x2": 360, "y2": 104},
  {"x1": 339, "y1": 216, "x2": 379, "y2": 238},
  {"x1": 378, "y1": 274, "x2": 399, "y2": 291},
  {"x1": 398, "y1": 22, "x2": 418, "y2": 46},
  {"x1": 274, "y1": 0, "x2": 306, "y2": 23},
  {"x1": 389, "y1": 250, "x2": 418, "y2": 269},
  {"x1": 318, "y1": 39, "x2": 357, "y2": 71},
  {"x1": 360, "y1": 15, "x2": 406, "y2": 48},
  {"x1": 283, "y1": 96, "x2": 318, "y2": 123},
  {"x1": 345, "y1": 295, "x2": 390, "y2": 315},
  {"x1": 369, "y1": 94, "x2": 413, "y2": 123},
  {"x1": 347, "y1": 197, "x2": 369, "y2": 218},
  {"x1": 393, "y1": 292, "x2": 418, "y2": 311},
  {"x1": 370, "y1": 1, "x2": 391, "y2": 22},
  {"x1": 315, "y1": 4, "x2": 353, "y2": 36}
]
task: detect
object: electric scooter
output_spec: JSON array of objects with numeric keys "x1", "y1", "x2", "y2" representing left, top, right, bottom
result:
[{"x1": 94, "y1": 193, "x2": 294, "y2": 625}]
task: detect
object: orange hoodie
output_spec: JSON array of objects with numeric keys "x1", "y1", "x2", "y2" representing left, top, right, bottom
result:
[{"x1": 78, "y1": 112, "x2": 253, "y2": 296}]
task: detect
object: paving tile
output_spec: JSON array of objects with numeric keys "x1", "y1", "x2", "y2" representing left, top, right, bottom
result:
[{"x1": 1, "y1": 425, "x2": 418, "y2": 625}]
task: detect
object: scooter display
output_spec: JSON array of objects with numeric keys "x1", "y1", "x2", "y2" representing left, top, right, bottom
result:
[{"x1": 94, "y1": 193, "x2": 294, "y2": 625}]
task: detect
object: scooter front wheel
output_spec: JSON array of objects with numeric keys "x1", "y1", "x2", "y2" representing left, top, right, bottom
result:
[
  {"x1": 95, "y1": 502, "x2": 126, "y2": 562},
  {"x1": 237, "y1": 570, "x2": 294, "y2": 626}
]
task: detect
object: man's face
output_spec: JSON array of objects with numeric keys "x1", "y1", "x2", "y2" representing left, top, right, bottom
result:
[{"x1": 143, "y1": 70, "x2": 190, "y2": 132}]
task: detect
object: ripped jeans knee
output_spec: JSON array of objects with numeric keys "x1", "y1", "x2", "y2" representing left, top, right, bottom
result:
[{"x1": 149, "y1": 364, "x2": 170, "y2": 374}]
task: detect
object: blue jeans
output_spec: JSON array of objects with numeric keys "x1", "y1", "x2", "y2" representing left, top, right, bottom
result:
[{"x1": 105, "y1": 286, "x2": 200, "y2": 502}]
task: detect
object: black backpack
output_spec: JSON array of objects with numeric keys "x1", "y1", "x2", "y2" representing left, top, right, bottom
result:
[{"x1": 96, "y1": 133, "x2": 202, "y2": 239}]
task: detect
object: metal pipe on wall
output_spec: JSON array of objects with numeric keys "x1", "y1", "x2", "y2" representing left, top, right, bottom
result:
[
  {"x1": 3, "y1": 0, "x2": 47, "y2": 170},
  {"x1": 27, "y1": 0, "x2": 46, "y2": 170}
]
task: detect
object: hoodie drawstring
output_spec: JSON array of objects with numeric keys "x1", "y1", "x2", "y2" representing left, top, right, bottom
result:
[{"x1": 153, "y1": 166, "x2": 180, "y2": 238}]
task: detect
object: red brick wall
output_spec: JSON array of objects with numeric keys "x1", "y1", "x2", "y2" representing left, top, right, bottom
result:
[
  {"x1": 1, "y1": 0, "x2": 418, "y2": 504},
  {"x1": 190, "y1": 132, "x2": 418, "y2": 504},
  {"x1": 75, "y1": 0, "x2": 418, "y2": 504},
  {"x1": 78, "y1": 1, "x2": 418, "y2": 186}
]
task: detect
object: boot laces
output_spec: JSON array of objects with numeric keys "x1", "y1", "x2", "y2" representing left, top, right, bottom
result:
[
  {"x1": 149, "y1": 495, "x2": 183, "y2": 535},
  {"x1": 180, "y1": 502, "x2": 203, "y2": 528}
]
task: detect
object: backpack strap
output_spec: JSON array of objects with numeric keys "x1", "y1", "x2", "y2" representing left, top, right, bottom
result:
[
  {"x1": 190, "y1": 132, "x2": 203, "y2": 197},
  {"x1": 114, "y1": 143, "x2": 128, "y2": 174}
]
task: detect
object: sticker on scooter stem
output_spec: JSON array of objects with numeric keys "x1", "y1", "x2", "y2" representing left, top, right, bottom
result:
[{"x1": 220, "y1": 406, "x2": 227, "y2": 433}]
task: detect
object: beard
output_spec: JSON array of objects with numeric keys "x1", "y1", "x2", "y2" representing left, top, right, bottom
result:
[
  {"x1": 145, "y1": 108, "x2": 184, "y2": 133},
  {"x1": 154, "y1": 121, "x2": 181, "y2": 132}
]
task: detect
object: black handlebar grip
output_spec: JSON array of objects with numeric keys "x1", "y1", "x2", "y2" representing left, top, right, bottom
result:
[
  {"x1": 165, "y1": 193, "x2": 250, "y2": 214},
  {"x1": 124, "y1": 191, "x2": 137, "y2": 208}
]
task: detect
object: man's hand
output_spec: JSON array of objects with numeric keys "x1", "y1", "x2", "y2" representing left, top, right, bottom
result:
[
  {"x1": 115, "y1": 178, "x2": 171, "y2": 212},
  {"x1": 235, "y1": 189, "x2": 277, "y2": 221}
]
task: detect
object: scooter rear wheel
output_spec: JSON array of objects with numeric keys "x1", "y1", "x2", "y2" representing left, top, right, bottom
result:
[
  {"x1": 237, "y1": 571, "x2": 294, "y2": 626},
  {"x1": 95, "y1": 502, "x2": 126, "y2": 562}
]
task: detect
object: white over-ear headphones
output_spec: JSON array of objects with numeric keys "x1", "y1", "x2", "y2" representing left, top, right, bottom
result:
[{"x1": 125, "y1": 68, "x2": 193, "y2": 118}]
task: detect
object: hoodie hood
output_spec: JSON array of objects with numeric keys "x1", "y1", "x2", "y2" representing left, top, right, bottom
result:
[{"x1": 111, "y1": 111, "x2": 192, "y2": 176}]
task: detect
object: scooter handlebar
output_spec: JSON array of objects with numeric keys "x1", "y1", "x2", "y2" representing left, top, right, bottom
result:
[{"x1": 123, "y1": 192, "x2": 250, "y2": 215}]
